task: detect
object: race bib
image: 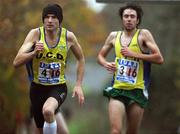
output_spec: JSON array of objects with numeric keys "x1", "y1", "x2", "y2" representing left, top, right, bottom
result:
[
  {"x1": 116, "y1": 58, "x2": 139, "y2": 84},
  {"x1": 38, "y1": 62, "x2": 61, "y2": 84}
]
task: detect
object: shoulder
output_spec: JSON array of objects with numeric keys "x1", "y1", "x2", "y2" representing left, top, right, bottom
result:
[
  {"x1": 29, "y1": 28, "x2": 40, "y2": 35},
  {"x1": 105, "y1": 31, "x2": 118, "y2": 44},
  {"x1": 138, "y1": 29, "x2": 157, "y2": 52},
  {"x1": 26, "y1": 28, "x2": 40, "y2": 40},
  {"x1": 66, "y1": 30, "x2": 77, "y2": 41},
  {"x1": 138, "y1": 29, "x2": 155, "y2": 43},
  {"x1": 108, "y1": 31, "x2": 118, "y2": 40},
  {"x1": 23, "y1": 28, "x2": 40, "y2": 44},
  {"x1": 139, "y1": 29, "x2": 153, "y2": 38},
  {"x1": 65, "y1": 30, "x2": 80, "y2": 49},
  {"x1": 105, "y1": 31, "x2": 119, "y2": 46}
]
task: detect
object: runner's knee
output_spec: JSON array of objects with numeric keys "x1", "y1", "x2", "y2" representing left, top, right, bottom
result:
[
  {"x1": 111, "y1": 128, "x2": 121, "y2": 134},
  {"x1": 42, "y1": 107, "x2": 54, "y2": 119}
]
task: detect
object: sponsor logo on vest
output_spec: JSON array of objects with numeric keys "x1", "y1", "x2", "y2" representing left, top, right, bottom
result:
[{"x1": 36, "y1": 52, "x2": 64, "y2": 60}]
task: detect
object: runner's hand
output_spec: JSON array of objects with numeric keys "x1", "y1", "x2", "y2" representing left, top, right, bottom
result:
[
  {"x1": 34, "y1": 41, "x2": 44, "y2": 54},
  {"x1": 121, "y1": 46, "x2": 136, "y2": 58},
  {"x1": 72, "y1": 85, "x2": 84, "y2": 106},
  {"x1": 104, "y1": 62, "x2": 116, "y2": 73}
]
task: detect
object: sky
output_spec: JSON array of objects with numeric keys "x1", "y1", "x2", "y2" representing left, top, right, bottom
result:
[{"x1": 84, "y1": 0, "x2": 106, "y2": 12}]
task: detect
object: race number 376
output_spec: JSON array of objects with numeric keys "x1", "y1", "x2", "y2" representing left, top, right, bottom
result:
[{"x1": 116, "y1": 59, "x2": 139, "y2": 84}]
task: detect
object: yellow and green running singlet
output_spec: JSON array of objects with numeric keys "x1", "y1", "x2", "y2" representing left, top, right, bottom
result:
[
  {"x1": 26, "y1": 26, "x2": 67, "y2": 85},
  {"x1": 112, "y1": 29, "x2": 151, "y2": 90}
]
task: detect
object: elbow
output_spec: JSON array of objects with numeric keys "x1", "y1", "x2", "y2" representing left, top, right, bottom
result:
[
  {"x1": 97, "y1": 55, "x2": 101, "y2": 65},
  {"x1": 13, "y1": 61, "x2": 18, "y2": 68},
  {"x1": 158, "y1": 59, "x2": 164, "y2": 65},
  {"x1": 13, "y1": 55, "x2": 20, "y2": 68},
  {"x1": 79, "y1": 56, "x2": 85, "y2": 65},
  {"x1": 82, "y1": 56, "x2": 85, "y2": 64},
  {"x1": 159, "y1": 58, "x2": 164, "y2": 64},
  {"x1": 152, "y1": 53, "x2": 164, "y2": 64},
  {"x1": 13, "y1": 60, "x2": 20, "y2": 68},
  {"x1": 156, "y1": 56, "x2": 164, "y2": 65}
]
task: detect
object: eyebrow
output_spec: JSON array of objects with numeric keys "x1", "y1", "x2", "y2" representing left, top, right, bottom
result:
[{"x1": 46, "y1": 14, "x2": 56, "y2": 17}]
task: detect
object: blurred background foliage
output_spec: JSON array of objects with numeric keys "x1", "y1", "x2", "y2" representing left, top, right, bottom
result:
[{"x1": 0, "y1": 0, "x2": 179, "y2": 133}]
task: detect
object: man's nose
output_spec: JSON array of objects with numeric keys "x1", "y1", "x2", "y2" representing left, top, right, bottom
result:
[
  {"x1": 127, "y1": 16, "x2": 131, "y2": 20},
  {"x1": 48, "y1": 17, "x2": 53, "y2": 22}
]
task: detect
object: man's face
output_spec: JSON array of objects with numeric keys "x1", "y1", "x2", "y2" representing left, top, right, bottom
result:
[
  {"x1": 44, "y1": 14, "x2": 59, "y2": 31},
  {"x1": 122, "y1": 8, "x2": 139, "y2": 31}
]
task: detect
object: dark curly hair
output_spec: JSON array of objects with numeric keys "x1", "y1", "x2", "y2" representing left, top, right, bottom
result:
[{"x1": 119, "y1": 3, "x2": 143, "y2": 27}]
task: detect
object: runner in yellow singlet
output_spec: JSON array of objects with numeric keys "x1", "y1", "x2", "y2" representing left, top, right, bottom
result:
[
  {"x1": 97, "y1": 3, "x2": 164, "y2": 134},
  {"x1": 13, "y1": 3, "x2": 85, "y2": 134}
]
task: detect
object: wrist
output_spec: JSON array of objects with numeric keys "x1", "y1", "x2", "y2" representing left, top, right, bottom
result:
[
  {"x1": 75, "y1": 80, "x2": 82, "y2": 86},
  {"x1": 75, "y1": 83, "x2": 82, "y2": 87},
  {"x1": 101, "y1": 60, "x2": 108, "y2": 68},
  {"x1": 31, "y1": 50, "x2": 37, "y2": 57}
]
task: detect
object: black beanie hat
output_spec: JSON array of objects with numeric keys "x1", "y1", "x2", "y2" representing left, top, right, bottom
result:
[{"x1": 42, "y1": 4, "x2": 63, "y2": 24}]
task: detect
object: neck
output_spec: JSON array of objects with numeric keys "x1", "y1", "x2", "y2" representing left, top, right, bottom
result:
[
  {"x1": 45, "y1": 28, "x2": 60, "y2": 47},
  {"x1": 124, "y1": 28, "x2": 137, "y2": 36},
  {"x1": 45, "y1": 28, "x2": 60, "y2": 40}
]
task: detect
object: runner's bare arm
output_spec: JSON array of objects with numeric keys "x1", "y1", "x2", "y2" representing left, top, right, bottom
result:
[
  {"x1": 13, "y1": 29, "x2": 39, "y2": 68},
  {"x1": 121, "y1": 29, "x2": 164, "y2": 64},
  {"x1": 68, "y1": 31, "x2": 85, "y2": 105},
  {"x1": 97, "y1": 32, "x2": 117, "y2": 72}
]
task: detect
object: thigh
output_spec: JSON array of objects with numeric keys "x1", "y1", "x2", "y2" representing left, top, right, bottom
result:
[
  {"x1": 108, "y1": 98, "x2": 126, "y2": 130},
  {"x1": 56, "y1": 112, "x2": 69, "y2": 134},
  {"x1": 126, "y1": 103, "x2": 144, "y2": 133},
  {"x1": 48, "y1": 84, "x2": 67, "y2": 113},
  {"x1": 30, "y1": 83, "x2": 47, "y2": 128},
  {"x1": 50, "y1": 84, "x2": 67, "y2": 105},
  {"x1": 43, "y1": 97, "x2": 59, "y2": 114}
]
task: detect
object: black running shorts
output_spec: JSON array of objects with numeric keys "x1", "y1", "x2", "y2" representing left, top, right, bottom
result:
[{"x1": 30, "y1": 82, "x2": 67, "y2": 128}]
